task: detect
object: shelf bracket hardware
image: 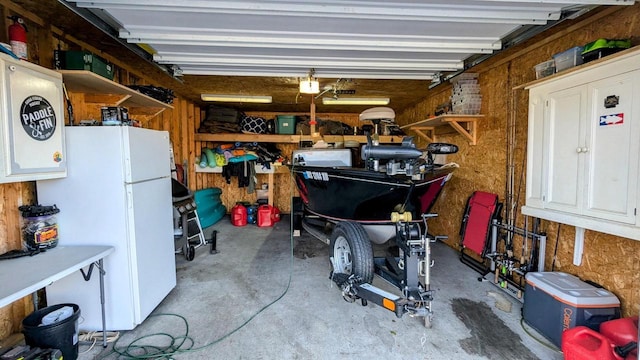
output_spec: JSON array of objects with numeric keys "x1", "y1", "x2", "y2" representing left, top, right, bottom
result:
[
  {"x1": 80, "y1": 260, "x2": 106, "y2": 281},
  {"x1": 411, "y1": 126, "x2": 436, "y2": 143},
  {"x1": 444, "y1": 117, "x2": 478, "y2": 145},
  {"x1": 402, "y1": 115, "x2": 482, "y2": 145}
]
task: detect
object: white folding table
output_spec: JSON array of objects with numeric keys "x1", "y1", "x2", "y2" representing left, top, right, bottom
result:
[{"x1": 0, "y1": 245, "x2": 114, "y2": 347}]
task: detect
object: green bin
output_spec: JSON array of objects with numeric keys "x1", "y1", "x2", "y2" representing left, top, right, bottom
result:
[
  {"x1": 54, "y1": 50, "x2": 114, "y2": 80},
  {"x1": 276, "y1": 115, "x2": 296, "y2": 134}
]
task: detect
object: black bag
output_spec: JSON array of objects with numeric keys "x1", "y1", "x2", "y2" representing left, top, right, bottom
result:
[{"x1": 205, "y1": 105, "x2": 240, "y2": 124}]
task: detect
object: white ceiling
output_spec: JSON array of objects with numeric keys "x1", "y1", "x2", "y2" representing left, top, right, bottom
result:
[{"x1": 71, "y1": 0, "x2": 633, "y2": 80}]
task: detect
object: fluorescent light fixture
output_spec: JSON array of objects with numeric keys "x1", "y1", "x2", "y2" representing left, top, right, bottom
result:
[
  {"x1": 200, "y1": 94, "x2": 272, "y2": 103},
  {"x1": 299, "y1": 79, "x2": 320, "y2": 94},
  {"x1": 322, "y1": 97, "x2": 390, "y2": 105}
]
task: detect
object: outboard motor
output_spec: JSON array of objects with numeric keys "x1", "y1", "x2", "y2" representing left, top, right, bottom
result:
[
  {"x1": 362, "y1": 136, "x2": 459, "y2": 176},
  {"x1": 425, "y1": 143, "x2": 459, "y2": 165},
  {"x1": 362, "y1": 136, "x2": 422, "y2": 174},
  {"x1": 361, "y1": 137, "x2": 423, "y2": 161}
]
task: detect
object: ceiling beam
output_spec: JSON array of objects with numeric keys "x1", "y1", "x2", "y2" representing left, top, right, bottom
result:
[
  {"x1": 178, "y1": 66, "x2": 436, "y2": 79},
  {"x1": 74, "y1": 0, "x2": 632, "y2": 24}
]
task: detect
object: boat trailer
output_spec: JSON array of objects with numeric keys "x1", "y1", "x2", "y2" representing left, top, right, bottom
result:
[{"x1": 322, "y1": 212, "x2": 443, "y2": 328}]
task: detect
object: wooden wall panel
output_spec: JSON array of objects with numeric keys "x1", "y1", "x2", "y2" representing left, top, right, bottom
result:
[
  {"x1": 397, "y1": 4, "x2": 640, "y2": 317},
  {"x1": 0, "y1": 0, "x2": 202, "y2": 336},
  {"x1": 0, "y1": 182, "x2": 35, "y2": 338}
]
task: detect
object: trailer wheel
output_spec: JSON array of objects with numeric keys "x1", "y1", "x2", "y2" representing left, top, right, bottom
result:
[
  {"x1": 185, "y1": 245, "x2": 195, "y2": 261},
  {"x1": 330, "y1": 222, "x2": 374, "y2": 283}
]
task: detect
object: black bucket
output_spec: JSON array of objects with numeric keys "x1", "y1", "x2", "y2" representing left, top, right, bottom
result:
[{"x1": 22, "y1": 303, "x2": 81, "y2": 360}]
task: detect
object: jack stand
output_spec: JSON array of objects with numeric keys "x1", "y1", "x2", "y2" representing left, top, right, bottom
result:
[{"x1": 208, "y1": 230, "x2": 218, "y2": 254}]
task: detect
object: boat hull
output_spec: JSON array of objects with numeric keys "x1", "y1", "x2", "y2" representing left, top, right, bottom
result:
[{"x1": 292, "y1": 166, "x2": 454, "y2": 223}]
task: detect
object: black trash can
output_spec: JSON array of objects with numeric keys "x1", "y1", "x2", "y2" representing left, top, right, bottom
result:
[{"x1": 22, "y1": 303, "x2": 81, "y2": 360}]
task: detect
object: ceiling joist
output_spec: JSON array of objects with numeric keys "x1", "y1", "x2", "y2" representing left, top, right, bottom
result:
[{"x1": 70, "y1": 0, "x2": 634, "y2": 79}]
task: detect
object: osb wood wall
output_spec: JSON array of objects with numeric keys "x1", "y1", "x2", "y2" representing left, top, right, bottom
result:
[
  {"x1": 0, "y1": 0, "x2": 197, "y2": 338},
  {"x1": 397, "y1": 4, "x2": 640, "y2": 317},
  {"x1": 193, "y1": 112, "x2": 360, "y2": 213}
]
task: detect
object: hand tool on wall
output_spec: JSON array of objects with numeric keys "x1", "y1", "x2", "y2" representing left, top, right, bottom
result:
[{"x1": 62, "y1": 83, "x2": 74, "y2": 126}]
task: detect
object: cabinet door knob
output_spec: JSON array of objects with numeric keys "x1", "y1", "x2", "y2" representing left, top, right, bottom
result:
[
  {"x1": 576, "y1": 148, "x2": 583, "y2": 153},
  {"x1": 582, "y1": 147, "x2": 589, "y2": 153}
]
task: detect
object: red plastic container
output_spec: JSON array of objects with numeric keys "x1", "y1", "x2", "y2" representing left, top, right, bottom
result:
[
  {"x1": 600, "y1": 317, "x2": 639, "y2": 359},
  {"x1": 562, "y1": 326, "x2": 620, "y2": 360},
  {"x1": 257, "y1": 205, "x2": 278, "y2": 227},
  {"x1": 231, "y1": 204, "x2": 247, "y2": 226}
]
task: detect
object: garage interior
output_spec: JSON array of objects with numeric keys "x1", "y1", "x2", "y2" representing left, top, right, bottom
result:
[{"x1": 0, "y1": 0, "x2": 639, "y2": 359}]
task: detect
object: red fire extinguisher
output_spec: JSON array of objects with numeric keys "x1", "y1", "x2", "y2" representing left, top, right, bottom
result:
[{"x1": 7, "y1": 16, "x2": 27, "y2": 59}]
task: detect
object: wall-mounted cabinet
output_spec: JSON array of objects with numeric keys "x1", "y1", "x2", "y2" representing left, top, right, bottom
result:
[
  {"x1": 523, "y1": 47, "x2": 640, "y2": 241},
  {"x1": 401, "y1": 114, "x2": 484, "y2": 145},
  {"x1": 0, "y1": 53, "x2": 66, "y2": 183},
  {"x1": 58, "y1": 70, "x2": 173, "y2": 122}
]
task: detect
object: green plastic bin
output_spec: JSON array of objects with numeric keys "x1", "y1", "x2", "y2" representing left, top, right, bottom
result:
[{"x1": 276, "y1": 115, "x2": 296, "y2": 135}]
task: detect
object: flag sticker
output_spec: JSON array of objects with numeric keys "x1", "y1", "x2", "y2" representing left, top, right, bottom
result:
[{"x1": 599, "y1": 113, "x2": 624, "y2": 126}]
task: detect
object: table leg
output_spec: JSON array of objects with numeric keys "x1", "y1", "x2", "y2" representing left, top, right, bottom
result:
[{"x1": 98, "y1": 259, "x2": 107, "y2": 347}]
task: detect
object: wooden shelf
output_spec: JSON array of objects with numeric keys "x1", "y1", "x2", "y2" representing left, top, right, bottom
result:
[
  {"x1": 195, "y1": 163, "x2": 276, "y2": 174},
  {"x1": 401, "y1": 114, "x2": 484, "y2": 145},
  {"x1": 195, "y1": 163, "x2": 288, "y2": 206},
  {"x1": 194, "y1": 133, "x2": 403, "y2": 144},
  {"x1": 58, "y1": 70, "x2": 173, "y2": 119}
]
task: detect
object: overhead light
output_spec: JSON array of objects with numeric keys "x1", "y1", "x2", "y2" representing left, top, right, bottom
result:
[
  {"x1": 300, "y1": 68, "x2": 320, "y2": 94},
  {"x1": 322, "y1": 97, "x2": 390, "y2": 106},
  {"x1": 200, "y1": 94, "x2": 272, "y2": 103},
  {"x1": 299, "y1": 79, "x2": 320, "y2": 94}
]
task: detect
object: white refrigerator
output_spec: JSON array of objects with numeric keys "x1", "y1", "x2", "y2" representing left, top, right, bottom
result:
[{"x1": 37, "y1": 126, "x2": 176, "y2": 331}]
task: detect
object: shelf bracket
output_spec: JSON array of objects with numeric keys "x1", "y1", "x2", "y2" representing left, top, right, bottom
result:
[
  {"x1": 411, "y1": 126, "x2": 436, "y2": 143},
  {"x1": 403, "y1": 115, "x2": 482, "y2": 145},
  {"x1": 444, "y1": 117, "x2": 477, "y2": 145}
]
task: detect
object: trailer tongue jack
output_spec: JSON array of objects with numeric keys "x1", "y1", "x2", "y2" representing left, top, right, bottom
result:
[{"x1": 330, "y1": 213, "x2": 443, "y2": 328}]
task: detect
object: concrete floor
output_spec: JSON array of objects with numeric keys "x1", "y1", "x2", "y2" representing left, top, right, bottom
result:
[{"x1": 83, "y1": 217, "x2": 563, "y2": 360}]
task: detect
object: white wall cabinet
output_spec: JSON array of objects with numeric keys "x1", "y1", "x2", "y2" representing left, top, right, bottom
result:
[
  {"x1": 0, "y1": 53, "x2": 66, "y2": 183},
  {"x1": 523, "y1": 48, "x2": 640, "y2": 241}
]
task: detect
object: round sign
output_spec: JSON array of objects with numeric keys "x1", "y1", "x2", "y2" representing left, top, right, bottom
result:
[{"x1": 20, "y1": 95, "x2": 57, "y2": 141}]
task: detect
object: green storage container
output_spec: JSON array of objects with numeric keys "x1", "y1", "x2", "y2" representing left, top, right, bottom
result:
[
  {"x1": 276, "y1": 115, "x2": 296, "y2": 135},
  {"x1": 54, "y1": 50, "x2": 114, "y2": 80}
]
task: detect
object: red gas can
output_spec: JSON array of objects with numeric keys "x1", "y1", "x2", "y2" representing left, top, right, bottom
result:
[
  {"x1": 600, "y1": 317, "x2": 639, "y2": 359},
  {"x1": 562, "y1": 326, "x2": 620, "y2": 360},
  {"x1": 257, "y1": 205, "x2": 277, "y2": 227},
  {"x1": 231, "y1": 203, "x2": 247, "y2": 226}
]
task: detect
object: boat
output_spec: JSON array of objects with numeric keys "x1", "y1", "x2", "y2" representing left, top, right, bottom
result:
[
  {"x1": 288, "y1": 107, "x2": 459, "y2": 328},
  {"x1": 291, "y1": 137, "x2": 458, "y2": 244}
]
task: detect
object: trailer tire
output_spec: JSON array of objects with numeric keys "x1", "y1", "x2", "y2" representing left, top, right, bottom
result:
[{"x1": 330, "y1": 222, "x2": 374, "y2": 283}]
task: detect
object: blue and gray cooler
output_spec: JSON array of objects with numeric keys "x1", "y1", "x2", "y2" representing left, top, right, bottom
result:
[{"x1": 523, "y1": 272, "x2": 620, "y2": 348}]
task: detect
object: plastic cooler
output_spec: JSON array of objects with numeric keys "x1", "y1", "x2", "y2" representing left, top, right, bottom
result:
[{"x1": 523, "y1": 272, "x2": 620, "y2": 348}]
